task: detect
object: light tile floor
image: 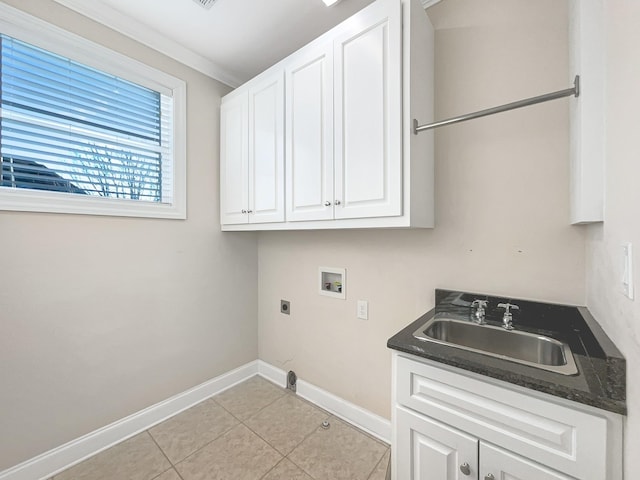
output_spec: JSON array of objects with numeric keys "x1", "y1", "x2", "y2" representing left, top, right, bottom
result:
[{"x1": 50, "y1": 376, "x2": 390, "y2": 480}]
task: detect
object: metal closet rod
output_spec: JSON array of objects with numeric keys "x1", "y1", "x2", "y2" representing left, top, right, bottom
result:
[{"x1": 413, "y1": 75, "x2": 580, "y2": 134}]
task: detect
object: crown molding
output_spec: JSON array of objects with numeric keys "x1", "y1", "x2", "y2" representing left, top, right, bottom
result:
[
  {"x1": 421, "y1": 0, "x2": 443, "y2": 8},
  {"x1": 51, "y1": 0, "x2": 242, "y2": 87},
  {"x1": 50, "y1": 0, "x2": 441, "y2": 86}
]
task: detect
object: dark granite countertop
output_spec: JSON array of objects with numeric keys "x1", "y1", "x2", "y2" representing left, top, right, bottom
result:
[{"x1": 388, "y1": 289, "x2": 627, "y2": 415}]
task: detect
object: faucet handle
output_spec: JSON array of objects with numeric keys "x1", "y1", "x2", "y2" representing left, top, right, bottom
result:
[
  {"x1": 471, "y1": 299, "x2": 488, "y2": 324},
  {"x1": 497, "y1": 303, "x2": 519, "y2": 330},
  {"x1": 497, "y1": 302, "x2": 519, "y2": 314}
]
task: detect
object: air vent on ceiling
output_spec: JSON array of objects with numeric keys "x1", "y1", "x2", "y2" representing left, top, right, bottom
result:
[{"x1": 192, "y1": 0, "x2": 217, "y2": 10}]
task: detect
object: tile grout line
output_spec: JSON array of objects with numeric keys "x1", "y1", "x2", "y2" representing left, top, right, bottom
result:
[
  {"x1": 283, "y1": 420, "x2": 333, "y2": 480},
  {"x1": 365, "y1": 447, "x2": 389, "y2": 480},
  {"x1": 256, "y1": 457, "x2": 287, "y2": 480},
  {"x1": 285, "y1": 413, "x2": 388, "y2": 480},
  {"x1": 156, "y1": 421, "x2": 239, "y2": 468},
  {"x1": 154, "y1": 382, "x2": 289, "y2": 473},
  {"x1": 47, "y1": 378, "x2": 385, "y2": 480},
  {"x1": 236, "y1": 387, "x2": 334, "y2": 480},
  {"x1": 211, "y1": 383, "x2": 288, "y2": 424},
  {"x1": 366, "y1": 446, "x2": 391, "y2": 480},
  {"x1": 146, "y1": 431, "x2": 186, "y2": 480},
  {"x1": 239, "y1": 393, "x2": 330, "y2": 454}
]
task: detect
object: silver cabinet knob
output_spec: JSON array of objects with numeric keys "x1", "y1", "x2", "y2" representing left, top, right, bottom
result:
[
  {"x1": 324, "y1": 201, "x2": 331, "y2": 206},
  {"x1": 459, "y1": 463, "x2": 471, "y2": 476},
  {"x1": 484, "y1": 474, "x2": 495, "y2": 480},
  {"x1": 241, "y1": 209, "x2": 247, "y2": 214},
  {"x1": 335, "y1": 200, "x2": 341, "y2": 205}
]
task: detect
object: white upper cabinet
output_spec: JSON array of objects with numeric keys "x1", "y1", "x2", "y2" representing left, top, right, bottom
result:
[
  {"x1": 569, "y1": 0, "x2": 605, "y2": 224},
  {"x1": 333, "y1": 0, "x2": 402, "y2": 220},
  {"x1": 285, "y1": 41, "x2": 334, "y2": 222},
  {"x1": 248, "y1": 73, "x2": 285, "y2": 224},
  {"x1": 220, "y1": 71, "x2": 285, "y2": 225},
  {"x1": 220, "y1": 92, "x2": 248, "y2": 225},
  {"x1": 220, "y1": 0, "x2": 434, "y2": 231}
]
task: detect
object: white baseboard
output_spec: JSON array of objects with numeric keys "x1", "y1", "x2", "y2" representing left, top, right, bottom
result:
[
  {"x1": 257, "y1": 361, "x2": 391, "y2": 444},
  {"x1": 2, "y1": 359, "x2": 390, "y2": 480},
  {"x1": 0, "y1": 360, "x2": 259, "y2": 480},
  {"x1": 257, "y1": 360, "x2": 288, "y2": 386}
]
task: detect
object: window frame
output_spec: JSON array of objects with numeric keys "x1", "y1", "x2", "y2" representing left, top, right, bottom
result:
[{"x1": 0, "y1": 3, "x2": 187, "y2": 219}]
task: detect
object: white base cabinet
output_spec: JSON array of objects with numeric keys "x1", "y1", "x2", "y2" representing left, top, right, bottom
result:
[
  {"x1": 220, "y1": 0, "x2": 434, "y2": 231},
  {"x1": 392, "y1": 352, "x2": 623, "y2": 480},
  {"x1": 396, "y1": 406, "x2": 478, "y2": 480},
  {"x1": 480, "y1": 443, "x2": 573, "y2": 480},
  {"x1": 396, "y1": 406, "x2": 574, "y2": 480}
]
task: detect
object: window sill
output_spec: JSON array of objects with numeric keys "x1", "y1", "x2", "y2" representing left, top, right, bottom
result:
[{"x1": 0, "y1": 188, "x2": 186, "y2": 219}]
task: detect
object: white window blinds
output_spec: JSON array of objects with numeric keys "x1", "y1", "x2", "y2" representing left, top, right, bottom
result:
[{"x1": 0, "y1": 33, "x2": 174, "y2": 203}]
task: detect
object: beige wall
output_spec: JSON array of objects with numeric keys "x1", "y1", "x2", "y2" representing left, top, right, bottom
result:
[
  {"x1": 586, "y1": 1, "x2": 640, "y2": 477},
  {"x1": 0, "y1": 0, "x2": 258, "y2": 471},
  {"x1": 258, "y1": 0, "x2": 585, "y2": 420}
]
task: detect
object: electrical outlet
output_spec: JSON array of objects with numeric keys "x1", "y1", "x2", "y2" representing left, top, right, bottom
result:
[
  {"x1": 281, "y1": 300, "x2": 291, "y2": 315},
  {"x1": 357, "y1": 300, "x2": 368, "y2": 320}
]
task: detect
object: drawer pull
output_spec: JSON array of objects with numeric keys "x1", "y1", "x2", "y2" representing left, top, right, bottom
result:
[
  {"x1": 484, "y1": 474, "x2": 495, "y2": 480},
  {"x1": 459, "y1": 463, "x2": 471, "y2": 475}
]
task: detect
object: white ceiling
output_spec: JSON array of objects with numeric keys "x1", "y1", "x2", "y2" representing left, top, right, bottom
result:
[{"x1": 54, "y1": 0, "x2": 418, "y2": 87}]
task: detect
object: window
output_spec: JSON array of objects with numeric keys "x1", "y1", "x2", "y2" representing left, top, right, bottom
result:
[{"x1": 0, "y1": 4, "x2": 186, "y2": 218}]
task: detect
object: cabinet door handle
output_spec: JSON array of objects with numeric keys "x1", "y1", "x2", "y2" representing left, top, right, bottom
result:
[
  {"x1": 335, "y1": 200, "x2": 341, "y2": 205},
  {"x1": 459, "y1": 463, "x2": 471, "y2": 476},
  {"x1": 484, "y1": 474, "x2": 495, "y2": 480},
  {"x1": 247, "y1": 210, "x2": 253, "y2": 214},
  {"x1": 241, "y1": 209, "x2": 247, "y2": 214},
  {"x1": 324, "y1": 201, "x2": 332, "y2": 206}
]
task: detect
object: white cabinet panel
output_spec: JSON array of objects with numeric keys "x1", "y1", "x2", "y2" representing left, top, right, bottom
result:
[
  {"x1": 333, "y1": 0, "x2": 402, "y2": 220},
  {"x1": 396, "y1": 406, "x2": 478, "y2": 480},
  {"x1": 285, "y1": 43, "x2": 334, "y2": 222},
  {"x1": 480, "y1": 444, "x2": 574, "y2": 480},
  {"x1": 220, "y1": 0, "x2": 434, "y2": 231},
  {"x1": 395, "y1": 405, "x2": 575, "y2": 480},
  {"x1": 221, "y1": 71, "x2": 284, "y2": 225},
  {"x1": 248, "y1": 73, "x2": 285, "y2": 223},
  {"x1": 220, "y1": 92, "x2": 248, "y2": 225},
  {"x1": 395, "y1": 354, "x2": 608, "y2": 479},
  {"x1": 569, "y1": 0, "x2": 605, "y2": 224},
  {"x1": 392, "y1": 352, "x2": 623, "y2": 480}
]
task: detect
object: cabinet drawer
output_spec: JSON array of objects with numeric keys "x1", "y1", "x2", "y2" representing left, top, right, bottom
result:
[{"x1": 396, "y1": 355, "x2": 610, "y2": 479}]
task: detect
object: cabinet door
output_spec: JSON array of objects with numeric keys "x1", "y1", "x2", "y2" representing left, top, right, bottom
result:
[
  {"x1": 396, "y1": 407, "x2": 478, "y2": 480},
  {"x1": 480, "y1": 444, "x2": 574, "y2": 480},
  {"x1": 220, "y1": 91, "x2": 249, "y2": 225},
  {"x1": 333, "y1": 0, "x2": 402, "y2": 220},
  {"x1": 248, "y1": 72, "x2": 285, "y2": 223},
  {"x1": 285, "y1": 42, "x2": 334, "y2": 222}
]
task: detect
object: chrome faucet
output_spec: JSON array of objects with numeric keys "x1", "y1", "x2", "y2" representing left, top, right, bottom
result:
[
  {"x1": 471, "y1": 299, "x2": 488, "y2": 325},
  {"x1": 497, "y1": 303, "x2": 520, "y2": 330}
]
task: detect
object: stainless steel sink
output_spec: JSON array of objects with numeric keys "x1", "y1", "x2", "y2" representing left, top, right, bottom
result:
[{"x1": 413, "y1": 317, "x2": 578, "y2": 375}]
